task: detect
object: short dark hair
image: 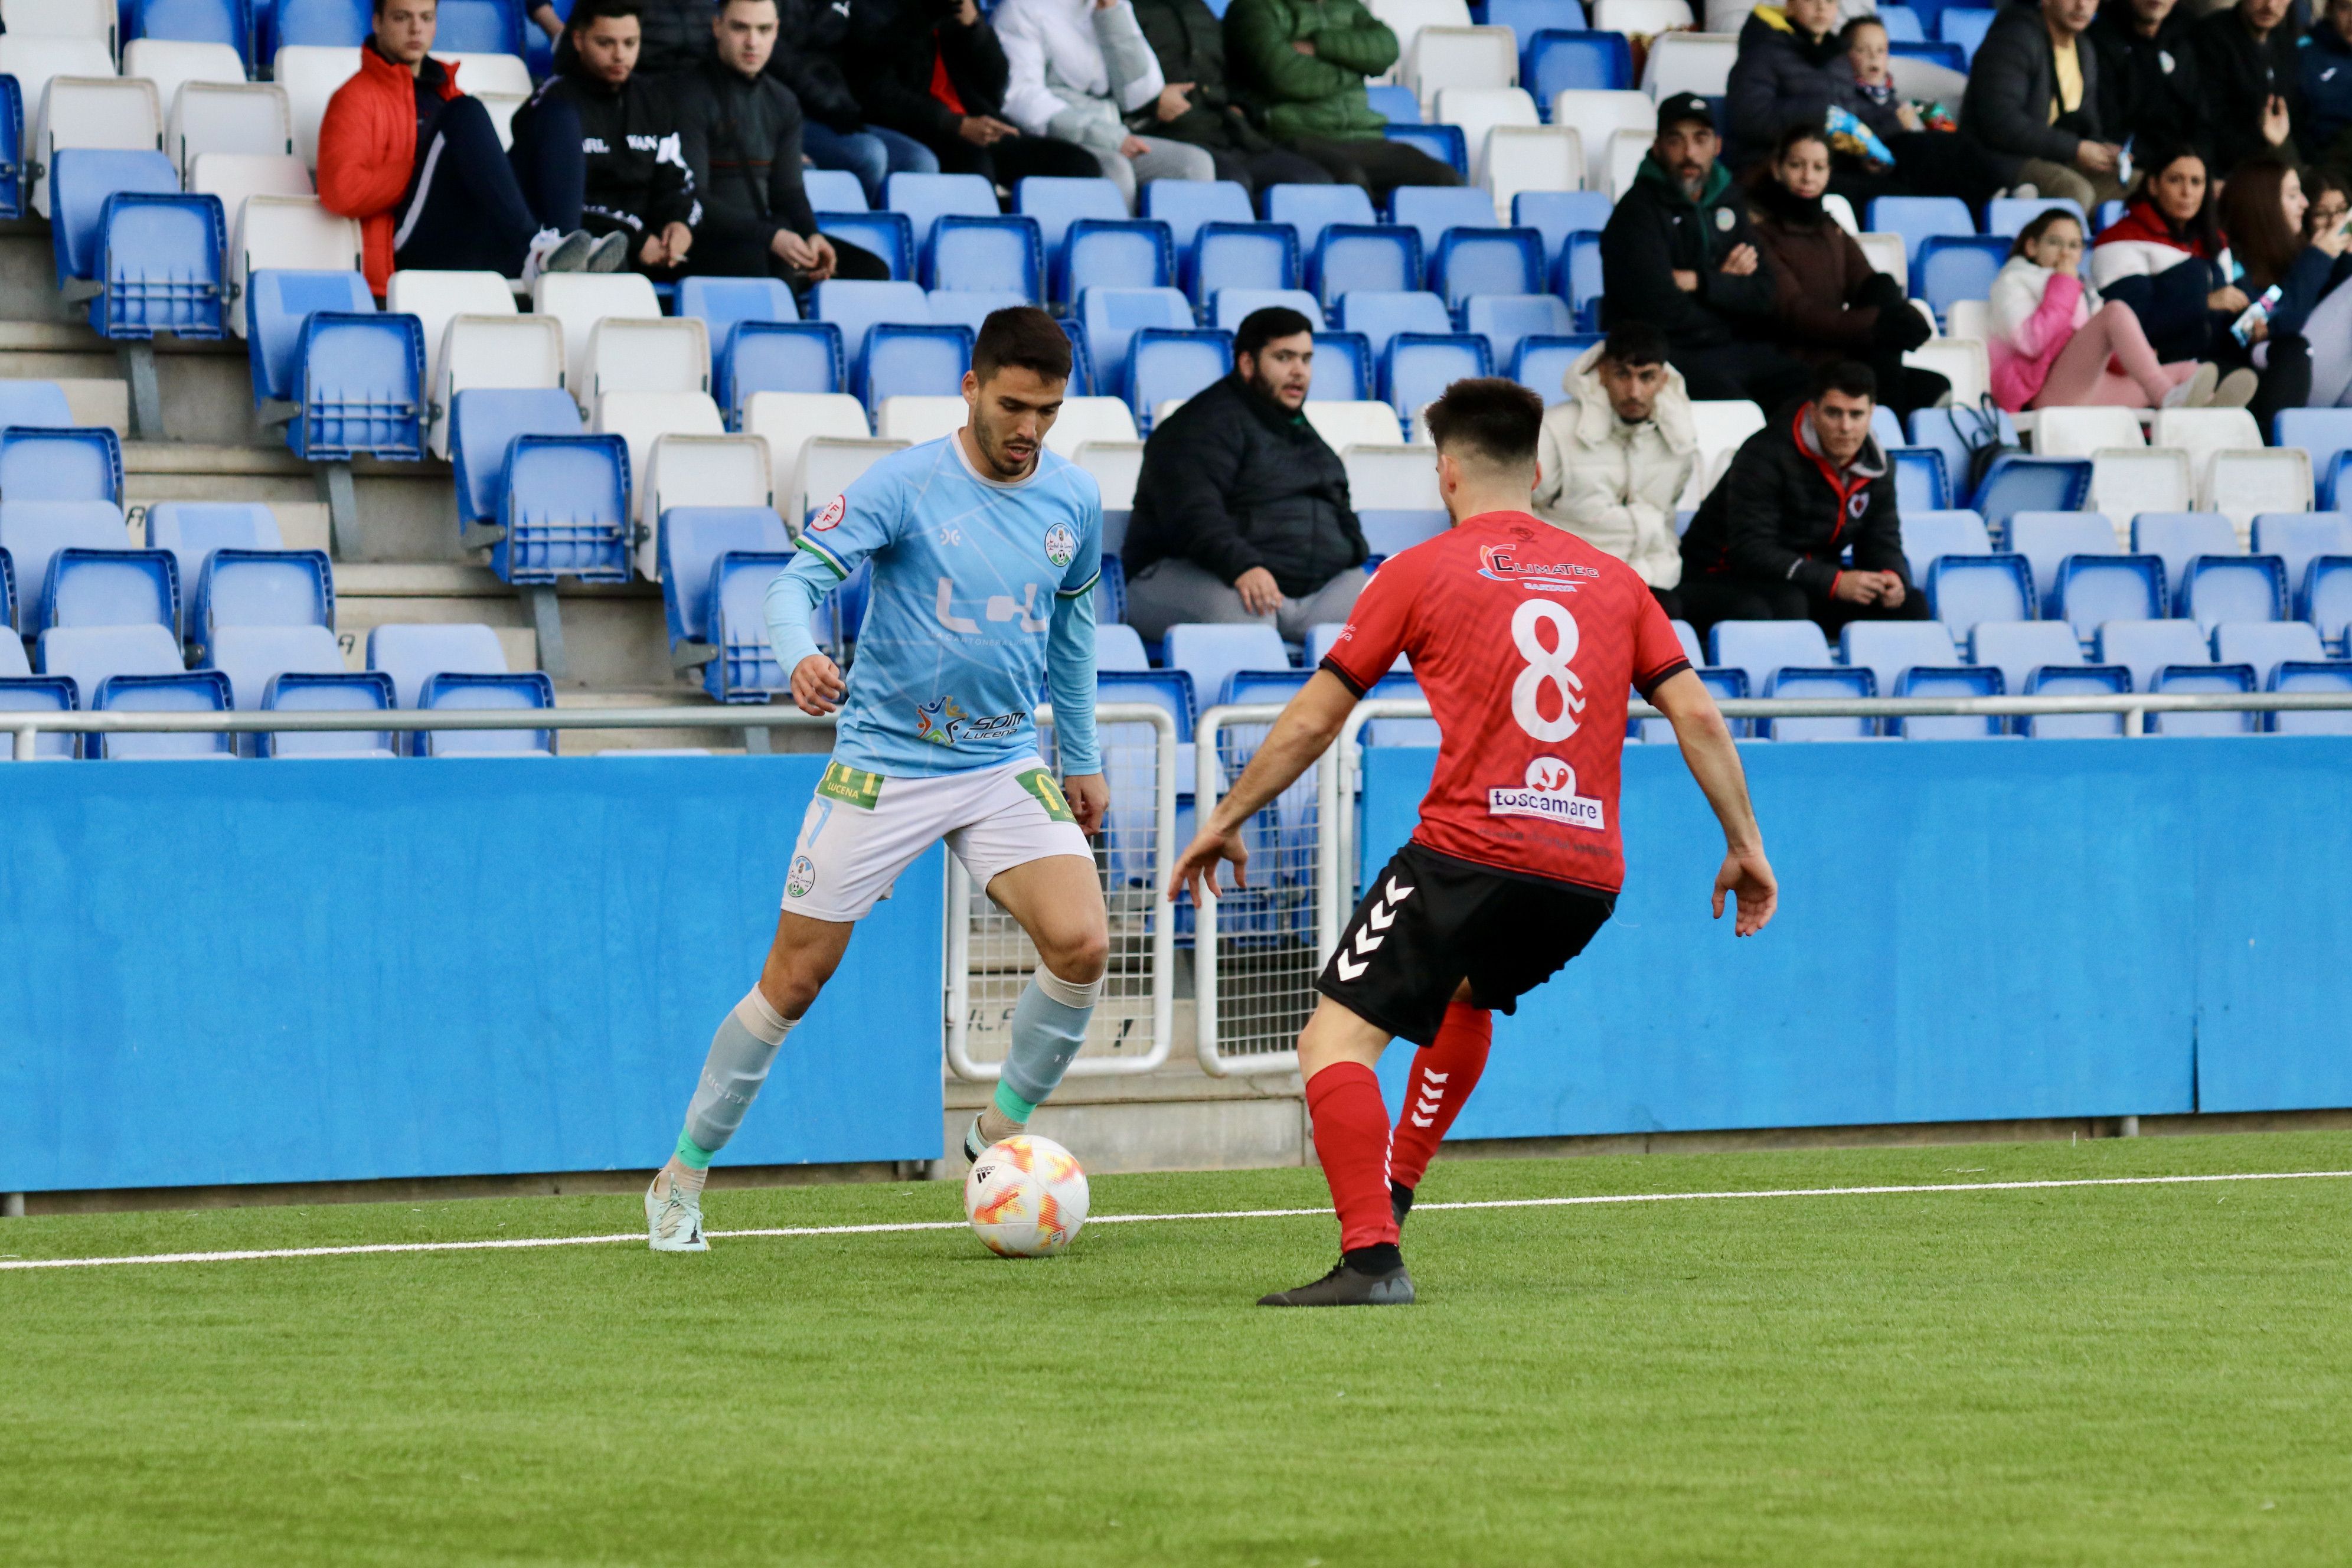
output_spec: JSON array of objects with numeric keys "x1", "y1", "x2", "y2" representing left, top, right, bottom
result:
[
  {"x1": 972, "y1": 305, "x2": 1072, "y2": 384},
  {"x1": 568, "y1": 0, "x2": 643, "y2": 31},
  {"x1": 1812, "y1": 359, "x2": 1877, "y2": 402},
  {"x1": 1423, "y1": 377, "x2": 1543, "y2": 468},
  {"x1": 1599, "y1": 322, "x2": 1670, "y2": 370},
  {"x1": 1837, "y1": 14, "x2": 1886, "y2": 42},
  {"x1": 1234, "y1": 306, "x2": 1315, "y2": 362}
]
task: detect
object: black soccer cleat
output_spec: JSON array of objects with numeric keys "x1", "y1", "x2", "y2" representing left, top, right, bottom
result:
[
  {"x1": 1257, "y1": 1259, "x2": 1416, "y2": 1307},
  {"x1": 1391, "y1": 1180, "x2": 1416, "y2": 1230}
]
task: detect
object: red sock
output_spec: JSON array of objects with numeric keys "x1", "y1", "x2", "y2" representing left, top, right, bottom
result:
[
  {"x1": 1304, "y1": 1061, "x2": 1398, "y2": 1252},
  {"x1": 1389, "y1": 1002, "x2": 1491, "y2": 1192}
]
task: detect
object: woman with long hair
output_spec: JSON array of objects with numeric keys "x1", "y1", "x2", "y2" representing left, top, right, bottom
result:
[
  {"x1": 2216, "y1": 156, "x2": 2352, "y2": 416},
  {"x1": 1990, "y1": 208, "x2": 2227, "y2": 411},
  {"x1": 2089, "y1": 143, "x2": 2253, "y2": 380}
]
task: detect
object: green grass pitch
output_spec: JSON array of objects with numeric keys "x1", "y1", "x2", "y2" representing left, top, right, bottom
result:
[{"x1": 5, "y1": 1131, "x2": 2351, "y2": 1566}]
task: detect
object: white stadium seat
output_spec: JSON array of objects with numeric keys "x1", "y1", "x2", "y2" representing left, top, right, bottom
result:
[
  {"x1": 2205, "y1": 447, "x2": 2311, "y2": 525},
  {"x1": 1854, "y1": 231, "x2": 1907, "y2": 290},
  {"x1": 2150, "y1": 407, "x2": 2262, "y2": 496},
  {"x1": 584, "y1": 316, "x2": 711, "y2": 405},
  {"x1": 639, "y1": 432, "x2": 775, "y2": 577},
  {"x1": 876, "y1": 394, "x2": 970, "y2": 443},
  {"x1": 744, "y1": 392, "x2": 881, "y2": 522},
  {"x1": 230, "y1": 195, "x2": 364, "y2": 337},
  {"x1": 1905, "y1": 338, "x2": 1990, "y2": 409},
  {"x1": 1407, "y1": 27, "x2": 1516, "y2": 110},
  {"x1": 1304, "y1": 400, "x2": 1406, "y2": 450},
  {"x1": 1592, "y1": 0, "x2": 1694, "y2": 33},
  {"x1": 1368, "y1": 0, "x2": 1475, "y2": 81},
  {"x1": 1041, "y1": 397, "x2": 1139, "y2": 456},
  {"x1": 435, "y1": 313, "x2": 564, "y2": 459},
  {"x1": 443, "y1": 54, "x2": 535, "y2": 99},
  {"x1": 2089, "y1": 446, "x2": 2191, "y2": 518},
  {"x1": 1822, "y1": 192, "x2": 1860, "y2": 234},
  {"x1": 124, "y1": 40, "x2": 247, "y2": 128},
  {"x1": 1681, "y1": 399, "x2": 1766, "y2": 511},
  {"x1": 796, "y1": 437, "x2": 910, "y2": 527},
  {"x1": 35, "y1": 76, "x2": 161, "y2": 218},
  {"x1": 1549, "y1": 90, "x2": 1654, "y2": 192},
  {"x1": 1485, "y1": 126, "x2": 1583, "y2": 213},
  {"x1": 190, "y1": 153, "x2": 313, "y2": 208},
  {"x1": 476, "y1": 93, "x2": 528, "y2": 151},
  {"x1": 1342, "y1": 445, "x2": 1443, "y2": 510},
  {"x1": 388, "y1": 270, "x2": 518, "y2": 449},
  {"x1": 275, "y1": 46, "x2": 363, "y2": 170},
  {"x1": 1642, "y1": 32, "x2": 1739, "y2": 99},
  {"x1": 169, "y1": 83, "x2": 295, "y2": 176},
  {"x1": 0, "y1": 0, "x2": 115, "y2": 43},
  {"x1": 593, "y1": 392, "x2": 727, "y2": 533},
  {"x1": 1435, "y1": 86, "x2": 1541, "y2": 190},
  {"x1": 1073, "y1": 442, "x2": 1144, "y2": 509},
  {"x1": 1944, "y1": 298, "x2": 1989, "y2": 341},
  {"x1": 2036, "y1": 406, "x2": 2145, "y2": 458},
  {"x1": 533, "y1": 272, "x2": 665, "y2": 394},
  {"x1": 1606, "y1": 127, "x2": 1651, "y2": 199}
]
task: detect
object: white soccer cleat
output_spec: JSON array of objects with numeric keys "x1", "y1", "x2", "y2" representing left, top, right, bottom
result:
[{"x1": 645, "y1": 1171, "x2": 708, "y2": 1253}]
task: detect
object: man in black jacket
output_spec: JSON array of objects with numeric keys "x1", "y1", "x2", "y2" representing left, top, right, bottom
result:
[
  {"x1": 538, "y1": 0, "x2": 714, "y2": 79},
  {"x1": 512, "y1": 0, "x2": 700, "y2": 280},
  {"x1": 1123, "y1": 307, "x2": 1368, "y2": 642},
  {"x1": 1127, "y1": 0, "x2": 1329, "y2": 192},
  {"x1": 674, "y1": 0, "x2": 891, "y2": 284},
  {"x1": 1600, "y1": 94, "x2": 1808, "y2": 408},
  {"x1": 847, "y1": 0, "x2": 1102, "y2": 185},
  {"x1": 773, "y1": 0, "x2": 942, "y2": 206},
  {"x1": 1677, "y1": 360, "x2": 1928, "y2": 641},
  {"x1": 1959, "y1": 0, "x2": 2124, "y2": 211},
  {"x1": 2087, "y1": 0, "x2": 2211, "y2": 165},
  {"x1": 2192, "y1": 0, "x2": 2300, "y2": 179}
]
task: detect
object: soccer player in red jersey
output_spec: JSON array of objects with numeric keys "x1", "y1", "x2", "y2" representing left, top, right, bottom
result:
[{"x1": 1168, "y1": 378, "x2": 1779, "y2": 1306}]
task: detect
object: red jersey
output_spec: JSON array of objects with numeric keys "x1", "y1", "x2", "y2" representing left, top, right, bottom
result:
[{"x1": 1321, "y1": 511, "x2": 1691, "y2": 896}]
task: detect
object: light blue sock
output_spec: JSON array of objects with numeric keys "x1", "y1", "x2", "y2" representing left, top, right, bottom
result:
[
  {"x1": 999, "y1": 968, "x2": 1101, "y2": 1114},
  {"x1": 681, "y1": 988, "x2": 796, "y2": 1161}
]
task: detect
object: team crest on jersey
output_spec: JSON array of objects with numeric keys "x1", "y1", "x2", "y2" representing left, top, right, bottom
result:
[
  {"x1": 915, "y1": 695, "x2": 971, "y2": 744},
  {"x1": 811, "y1": 494, "x2": 847, "y2": 531},
  {"x1": 1848, "y1": 492, "x2": 1870, "y2": 518},
  {"x1": 786, "y1": 855, "x2": 818, "y2": 898},
  {"x1": 1488, "y1": 756, "x2": 1605, "y2": 829},
  {"x1": 1476, "y1": 544, "x2": 1603, "y2": 593},
  {"x1": 1043, "y1": 521, "x2": 1077, "y2": 568}
]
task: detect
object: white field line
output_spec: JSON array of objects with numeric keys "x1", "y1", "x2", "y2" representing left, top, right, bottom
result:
[{"x1": 2, "y1": 1168, "x2": 2347, "y2": 1274}]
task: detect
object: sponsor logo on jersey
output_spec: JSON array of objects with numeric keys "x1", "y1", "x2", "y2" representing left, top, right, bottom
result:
[
  {"x1": 1015, "y1": 766, "x2": 1077, "y2": 824},
  {"x1": 1488, "y1": 756, "x2": 1605, "y2": 829},
  {"x1": 1043, "y1": 521, "x2": 1077, "y2": 568},
  {"x1": 1476, "y1": 544, "x2": 1603, "y2": 593},
  {"x1": 815, "y1": 761, "x2": 883, "y2": 809},
  {"x1": 811, "y1": 495, "x2": 847, "y2": 531},
  {"x1": 915, "y1": 695, "x2": 971, "y2": 744},
  {"x1": 786, "y1": 855, "x2": 818, "y2": 898}
]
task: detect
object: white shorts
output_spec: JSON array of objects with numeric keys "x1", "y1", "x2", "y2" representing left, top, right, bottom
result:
[{"x1": 781, "y1": 754, "x2": 1093, "y2": 923}]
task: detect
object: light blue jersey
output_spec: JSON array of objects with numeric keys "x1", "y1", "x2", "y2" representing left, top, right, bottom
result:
[{"x1": 765, "y1": 433, "x2": 1102, "y2": 779}]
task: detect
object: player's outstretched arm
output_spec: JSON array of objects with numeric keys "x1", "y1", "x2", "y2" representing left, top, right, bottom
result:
[
  {"x1": 1648, "y1": 668, "x2": 1777, "y2": 937},
  {"x1": 1166, "y1": 669, "x2": 1357, "y2": 906}
]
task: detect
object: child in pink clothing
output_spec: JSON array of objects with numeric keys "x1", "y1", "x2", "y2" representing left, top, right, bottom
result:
[{"x1": 1987, "y1": 211, "x2": 2211, "y2": 411}]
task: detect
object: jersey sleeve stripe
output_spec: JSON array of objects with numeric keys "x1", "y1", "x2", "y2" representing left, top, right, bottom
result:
[
  {"x1": 1055, "y1": 570, "x2": 1101, "y2": 599},
  {"x1": 1317, "y1": 652, "x2": 1371, "y2": 699},
  {"x1": 796, "y1": 533, "x2": 851, "y2": 582},
  {"x1": 1634, "y1": 656, "x2": 1693, "y2": 700}
]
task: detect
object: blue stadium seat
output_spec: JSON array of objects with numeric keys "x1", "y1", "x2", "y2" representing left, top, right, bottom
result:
[
  {"x1": 1840, "y1": 620, "x2": 1957, "y2": 695},
  {"x1": 272, "y1": 0, "x2": 371, "y2": 48},
  {"x1": 1366, "y1": 81, "x2": 1421, "y2": 122},
  {"x1": 1914, "y1": 236, "x2": 2007, "y2": 322},
  {"x1": 1938, "y1": 4, "x2": 1996, "y2": 62},
  {"x1": 1870, "y1": 404, "x2": 1905, "y2": 453},
  {"x1": 1078, "y1": 286, "x2": 1194, "y2": 396},
  {"x1": 245, "y1": 269, "x2": 377, "y2": 405},
  {"x1": 1189, "y1": 223, "x2": 1300, "y2": 307},
  {"x1": 367, "y1": 622, "x2": 510, "y2": 711},
  {"x1": 1266, "y1": 183, "x2": 1377, "y2": 246},
  {"x1": 260, "y1": 670, "x2": 399, "y2": 759},
  {"x1": 863, "y1": 321, "x2": 973, "y2": 404},
  {"x1": 885, "y1": 172, "x2": 997, "y2": 249},
  {"x1": 2151, "y1": 662, "x2": 2257, "y2": 735},
  {"x1": 1096, "y1": 622, "x2": 1151, "y2": 671},
  {"x1": 2253, "y1": 512, "x2": 2352, "y2": 600},
  {"x1": 2008, "y1": 509, "x2": 2117, "y2": 602},
  {"x1": 1889, "y1": 446, "x2": 1949, "y2": 513},
  {"x1": 1969, "y1": 619, "x2": 2082, "y2": 697},
  {"x1": 1984, "y1": 195, "x2": 2085, "y2": 239},
  {"x1": 206, "y1": 625, "x2": 346, "y2": 720},
  {"x1": 1384, "y1": 333, "x2": 1493, "y2": 425},
  {"x1": 0, "y1": 426, "x2": 123, "y2": 505},
  {"x1": 1360, "y1": 510, "x2": 1448, "y2": 557},
  {"x1": 679, "y1": 277, "x2": 801, "y2": 400},
  {"x1": 1427, "y1": 228, "x2": 1544, "y2": 316},
  {"x1": 1899, "y1": 509, "x2": 1990, "y2": 583},
  {"x1": 0, "y1": 380, "x2": 73, "y2": 431},
  {"x1": 1166, "y1": 623, "x2": 1289, "y2": 716},
  {"x1": 1907, "y1": 404, "x2": 2020, "y2": 505},
  {"x1": 94, "y1": 188, "x2": 230, "y2": 341},
  {"x1": 47, "y1": 147, "x2": 185, "y2": 280},
  {"x1": 1512, "y1": 190, "x2": 1613, "y2": 269},
  {"x1": 657, "y1": 503, "x2": 790, "y2": 660},
  {"x1": 2131, "y1": 511, "x2": 2236, "y2": 589},
  {"x1": 1893, "y1": 664, "x2": 2003, "y2": 739},
  {"x1": 191, "y1": 548, "x2": 333, "y2": 645},
  {"x1": 1877, "y1": 4, "x2": 1926, "y2": 40},
  {"x1": 429, "y1": 0, "x2": 523, "y2": 52},
  {"x1": 1710, "y1": 619, "x2": 1831, "y2": 688},
  {"x1": 450, "y1": 387, "x2": 583, "y2": 526},
  {"x1": 2272, "y1": 409, "x2": 2352, "y2": 506},
  {"x1": 1016, "y1": 175, "x2": 1126, "y2": 251},
  {"x1": 1489, "y1": 0, "x2": 1597, "y2": 38},
  {"x1": 1, "y1": 501, "x2": 130, "y2": 635},
  {"x1": 1033, "y1": 187, "x2": 1166, "y2": 301},
  {"x1": 717, "y1": 320, "x2": 844, "y2": 423},
  {"x1": 2307, "y1": 556, "x2": 2352, "y2": 651},
  {"x1": 0, "y1": 76, "x2": 22, "y2": 222},
  {"x1": 418, "y1": 671, "x2": 558, "y2": 756},
  {"x1": 1142, "y1": 179, "x2": 1254, "y2": 252},
  {"x1": 1129, "y1": 329, "x2": 1232, "y2": 426},
  {"x1": 1097, "y1": 666, "x2": 1196, "y2": 888},
  {"x1": 1866, "y1": 195, "x2": 1977, "y2": 273},
  {"x1": 1311, "y1": 331, "x2": 1373, "y2": 401},
  {"x1": 1523, "y1": 30, "x2": 1633, "y2": 99},
  {"x1": 1511, "y1": 334, "x2": 1600, "y2": 404},
  {"x1": 1763, "y1": 666, "x2": 1874, "y2": 740},
  {"x1": 145, "y1": 501, "x2": 280, "y2": 636},
  {"x1": 1331, "y1": 289, "x2": 1452, "y2": 358},
  {"x1": 925, "y1": 289, "x2": 1028, "y2": 337},
  {"x1": 2095, "y1": 618, "x2": 2209, "y2": 692},
  {"x1": 1096, "y1": 553, "x2": 1128, "y2": 628},
  {"x1": 43, "y1": 548, "x2": 177, "y2": 634},
  {"x1": 1391, "y1": 187, "x2": 1503, "y2": 257},
  {"x1": 1307, "y1": 225, "x2": 1422, "y2": 307},
  {"x1": 1925, "y1": 551, "x2": 2035, "y2": 636},
  {"x1": 2024, "y1": 662, "x2": 2129, "y2": 737},
  {"x1": 705, "y1": 548, "x2": 800, "y2": 703},
  {"x1": 92, "y1": 669, "x2": 236, "y2": 759},
  {"x1": 1556, "y1": 229, "x2": 1604, "y2": 329},
  {"x1": 1382, "y1": 122, "x2": 1468, "y2": 178},
  {"x1": 2213, "y1": 620, "x2": 2323, "y2": 684},
  {"x1": 930, "y1": 215, "x2": 1046, "y2": 300},
  {"x1": 815, "y1": 210, "x2": 913, "y2": 280},
  {"x1": 1211, "y1": 288, "x2": 1322, "y2": 331},
  {"x1": 285, "y1": 311, "x2": 425, "y2": 461},
  {"x1": 38, "y1": 622, "x2": 186, "y2": 710},
  {"x1": 1465, "y1": 295, "x2": 1573, "y2": 367},
  {"x1": 2051, "y1": 555, "x2": 2165, "y2": 642},
  {"x1": 812, "y1": 279, "x2": 932, "y2": 386},
  {"x1": 2270, "y1": 659, "x2": 2352, "y2": 734},
  {"x1": 2178, "y1": 555, "x2": 2285, "y2": 631},
  {"x1": 497, "y1": 432, "x2": 631, "y2": 584},
  {"x1": 0, "y1": 669, "x2": 79, "y2": 757},
  {"x1": 803, "y1": 169, "x2": 868, "y2": 211}
]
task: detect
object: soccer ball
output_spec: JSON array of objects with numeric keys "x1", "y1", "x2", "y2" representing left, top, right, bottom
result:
[{"x1": 963, "y1": 1135, "x2": 1090, "y2": 1257}]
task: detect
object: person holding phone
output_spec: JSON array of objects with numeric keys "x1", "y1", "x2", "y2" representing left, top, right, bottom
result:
[{"x1": 2217, "y1": 156, "x2": 2352, "y2": 417}]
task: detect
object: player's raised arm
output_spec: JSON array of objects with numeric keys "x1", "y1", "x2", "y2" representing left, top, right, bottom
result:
[
  {"x1": 1647, "y1": 667, "x2": 1777, "y2": 936},
  {"x1": 1166, "y1": 668, "x2": 1358, "y2": 905}
]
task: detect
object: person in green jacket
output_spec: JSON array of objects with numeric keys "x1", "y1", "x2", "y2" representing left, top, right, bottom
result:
[{"x1": 1223, "y1": 0, "x2": 1460, "y2": 197}]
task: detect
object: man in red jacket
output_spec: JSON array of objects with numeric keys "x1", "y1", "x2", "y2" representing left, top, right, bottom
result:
[{"x1": 319, "y1": 0, "x2": 613, "y2": 294}]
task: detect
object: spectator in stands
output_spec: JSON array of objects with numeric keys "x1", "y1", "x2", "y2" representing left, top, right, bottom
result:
[
  {"x1": 1222, "y1": 0, "x2": 1462, "y2": 198},
  {"x1": 1988, "y1": 208, "x2": 2220, "y2": 413},
  {"x1": 1743, "y1": 124, "x2": 1945, "y2": 418},
  {"x1": 1675, "y1": 359, "x2": 1929, "y2": 639},
  {"x1": 321, "y1": 0, "x2": 612, "y2": 295},
  {"x1": 996, "y1": 0, "x2": 1217, "y2": 208},
  {"x1": 541, "y1": 0, "x2": 716, "y2": 77},
  {"x1": 2276, "y1": 167, "x2": 2352, "y2": 405},
  {"x1": 1959, "y1": 0, "x2": 2128, "y2": 213},
  {"x1": 847, "y1": 0, "x2": 1105, "y2": 187},
  {"x1": 1528, "y1": 324, "x2": 1696, "y2": 620},
  {"x1": 511, "y1": 0, "x2": 701, "y2": 282},
  {"x1": 2216, "y1": 157, "x2": 2352, "y2": 423},
  {"x1": 2191, "y1": 0, "x2": 2298, "y2": 181},
  {"x1": 675, "y1": 0, "x2": 893, "y2": 284},
  {"x1": 770, "y1": 0, "x2": 941, "y2": 205},
  {"x1": 2087, "y1": 0, "x2": 2211, "y2": 165},
  {"x1": 2300, "y1": 0, "x2": 2352, "y2": 167},
  {"x1": 2089, "y1": 145, "x2": 2259, "y2": 389},
  {"x1": 1121, "y1": 306, "x2": 1368, "y2": 642},
  {"x1": 1722, "y1": 0, "x2": 1999, "y2": 205},
  {"x1": 1128, "y1": 0, "x2": 1332, "y2": 191},
  {"x1": 1600, "y1": 93, "x2": 1811, "y2": 408}
]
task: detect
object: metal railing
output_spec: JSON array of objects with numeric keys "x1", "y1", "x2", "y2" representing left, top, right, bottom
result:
[{"x1": 5, "y1": 705, "x2": 842, "y2": 759}]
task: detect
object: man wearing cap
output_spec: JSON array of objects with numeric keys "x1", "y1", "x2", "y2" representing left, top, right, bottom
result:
[{"x1": 1600, "y1": 93, "x2": 1811, "y2": 409}]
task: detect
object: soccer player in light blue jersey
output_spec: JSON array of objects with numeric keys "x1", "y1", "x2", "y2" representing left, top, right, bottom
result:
[{"x1": 648, "y1": 307, "x2": 1109, "y2": 1251}]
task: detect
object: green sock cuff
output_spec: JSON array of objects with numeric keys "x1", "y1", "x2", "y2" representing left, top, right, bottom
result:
[
  {"x1": 674, "y1": 1129, "x2": 716, "y2": 1170},
  {"x1": 992, "y1": 1080, "x2": 1037, "y2": 1123}
]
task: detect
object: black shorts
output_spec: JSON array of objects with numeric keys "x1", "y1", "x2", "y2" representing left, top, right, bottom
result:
[{"x1": 1315, "y1": 842, "x2": 1613, "y2": 1048}]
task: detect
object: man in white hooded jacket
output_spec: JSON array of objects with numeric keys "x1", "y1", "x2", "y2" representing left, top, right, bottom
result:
[
  {"x1": 996, "y1": 0, "x2": 1216, "y2": 207},
  {"x1": 1529, "y1": 324, "x2": 1697, "y2": 620}
]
